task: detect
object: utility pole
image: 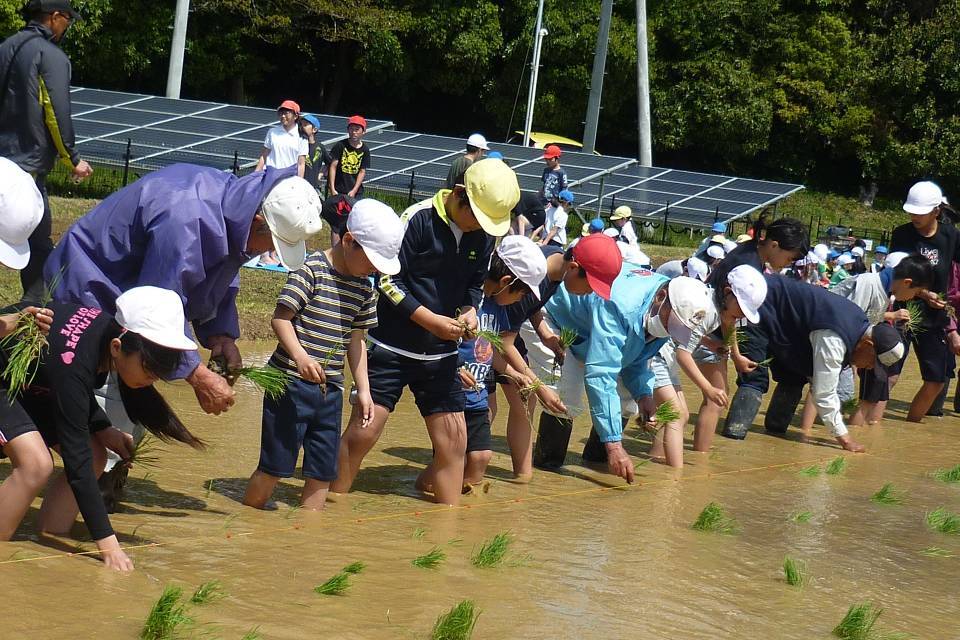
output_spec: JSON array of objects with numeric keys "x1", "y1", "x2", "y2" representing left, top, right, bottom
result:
[
  {"x1": 636, "y1": 0, "x2": 653, "y2": 165},
  {"x1": 522, "y1": 0, "x2": 547, "y2": 148},
  {"x1": 165, "y1": 0, "x2": 190, "y2": 99},
  {"x1": 582, "y1": 0, "x2": 614, "y2": 154}
]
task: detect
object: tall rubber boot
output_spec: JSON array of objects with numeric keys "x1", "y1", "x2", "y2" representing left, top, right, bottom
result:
[
  {"x1": 533, "y1": 413, "x2": 574, "y2": 470},
  {"x1": 764, "y1": 384, "x2": 804, "y2": 434},
  {"x1": 581, "y1": 418, "x2": 630, "y2": 464},
  {"x1": 954, "y1": 379, "x2": 960, "y2": 414},
  {"x1": 927, "y1": 380, "x2": 948, "y2": 417},
  {"x1": 721, "y1": 387, "x2": 764, "y2": 440}
]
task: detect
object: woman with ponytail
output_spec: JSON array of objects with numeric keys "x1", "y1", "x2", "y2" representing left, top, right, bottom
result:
[{"x1": 0, "y1": 287, "x2": 203, "y2": 572}]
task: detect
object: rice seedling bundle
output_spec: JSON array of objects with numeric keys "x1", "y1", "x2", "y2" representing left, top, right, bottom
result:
[
  {"x1": 832, "y1": 602, "x2": 907, "y2": 640},
  {"x1": 517, "y1": 377, "x2": 542, "y2": 403},
  {"x1": 472, "y1": 329, "x2": 505, "y2": 353},
  {"x1": 799, "y1": 465, "x2": 821, "y2": 477},
  {"x1": 471, "y1": 532, "x2": 512, "y2": 568},
  {"x1": 342, "y1": 561, "x2": 366, "y2": 575},
  {"x1": 870, "y1": 483, "x2": 904, "y2": 506},
  {"x1": 919, "y1": 546, "x2": 953, "y2": 558},
  {"x1": 926, "y1": 507, "x2": 960, "y2": 535},
  {"x1": 189, "y1": 580, "x2": 225, "y2": 605},
  {"x1": 235, "y1": 365, "x2": 291, "y2": 400},
  {"x1": 931, "y1": 464, "x2": 960, "y2": 483},
  {"x1": 638, "y1": 400, "x2": 680, "y2": 435},
  {"x1": 790, "y1": 510, "x2": 813, "y2": 523},
  {"x1": 413, "y1": 527, "x2": 427, "y2": 539},
  {"x1": 431, "y1": 600, "x2": 479, "y2": 640},
  {"x1": 241, "y1": 628, "x2": 263, "y2": 640},
  {"x1": 0, "y1": 312, "x2": 47, "y2": 401},
  {"x1": 903, "y1": 301, "x2": 925, "y2": 335},
  {"x1": 841, "y1": 398, "x2": 860, "y2": 415},
  {"x1": 314, "y1": 572, "x2": 351, "y2": 596},
  {"x1": 782, "y1": 556, "x2": 807, "y2": 587},
  {"x1": 558, "y1": 327, "x2": 579, "y2": 350},
  {"x1": 691, "y1": 502, "x2": 738, "y2": 535},
  {"x1": 127, "y1": 433, "x2": 164, "y2": 470},
  {"x1": 825, "y1": 456, "x2": 847, "y2": 475},
  {"x1": 412, "y1": 546, "x2": 446, "y2": 569},
  {"x1": 140, "y1": 585, "x2": 193, "y2": 640}
]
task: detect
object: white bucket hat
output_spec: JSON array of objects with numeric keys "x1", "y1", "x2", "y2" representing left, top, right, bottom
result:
[
  {"x1": 115, "y1": 287, "x2": 198, "y2": 351},
  {"x1": 685, "y1": 256, "x2": 709, "y2": 282},
  {"x1": 495, "y1": 235, "x2": 547, "y2": 299},
  {"x1": 667, "y1": 277, "x2": 719, "y2": 346},
  {"x1": 261, "y1": 176, "x2": 324, "y2": 270},
  {"x1": 884, "y1": 251, "x2": 909, "y2": 269},
  {"x1": 347, "y1": 199, "x2": 404, "y2": 275},
  {"x1": 813, "y1": 243, "x2": 829, "y2": 262},
  {"x1": 727, "y1": 264, "x2": 767, "y2": 324},
  {"x1": 903, "y1": 181, "x2": 947, "y2": 215},
  {"x1": 0, "y1": 157, "x2": 44, "y2": 270}
]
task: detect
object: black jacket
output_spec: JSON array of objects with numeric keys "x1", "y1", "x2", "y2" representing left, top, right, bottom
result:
[{"x1": 0, "y1": 23, "x2": 80, "y2": 174}]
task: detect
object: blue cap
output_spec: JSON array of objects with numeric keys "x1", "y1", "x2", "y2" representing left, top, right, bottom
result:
[
  {"x1": 487, "y1": 151, "x2": 504, "y2": 160},
  {"x1": 875, "y1": 245, "x2": 888, "y2": 254},
  {"x1": 558, "y1": 189, "x2": 575, "y2": 203},
  {"x1": 828, "y1": 249, "x2": 841, "y2": 260},
  {"x1": 300, "y1": 114, "x2": 321, "y2": 130},
  {"x1": 588, "y1": 218, "x2": 605, "y2": 233},
  {"x1": 711, "y1": 221, "x2": 727, "y2": 233}
]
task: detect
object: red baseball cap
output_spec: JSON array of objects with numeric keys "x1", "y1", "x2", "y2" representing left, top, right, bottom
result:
[
  {"x1": 347, "y1": 115, "x2": 367, "y2": 130},
  {"x1": 572, "y1": 233, "x2": 622, "y2": 300},
  {"x1": 543, "y1": 144, "x2": 562, "y2": 159},
  {"x1": 278, "y1": 100, "x2": 301, "y2": 114}
]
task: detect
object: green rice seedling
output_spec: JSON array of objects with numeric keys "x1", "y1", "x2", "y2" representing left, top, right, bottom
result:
[
  {"x1": 471, "y1": 532, "x2": 512, "y2": 568},
  {"x1": 558, "y1": 327, "x2": 579, "y2": 350},
  {"x1": 841, "y1": 398, "x2": 860, "y2": 415},
  {"x1": 126, "y1": 433, "x2": 164, "y2": 470},
  {"x1": 472, "y1": 329, "x2": 505, "y2": 353},
  {"x1": 412, "y1": 546, "x2": 446, "y2": 569},
  {"x1": 799, "y1": 465, "x2": 821, "y2": 477},
  {"x1": 782, "y1": 556, "x2": 807, "y2": 587},
  {"x1": 691, "y1": 502, "x2": 737, "y2": 535},
  {"x1": 790, "y1": 510, "x2": 813, "y2": 523},
  {"x1": 932, "y1": 464, "x2": 960, "y2": 483},
  {"x1": 517, "y1": 376, "x2": 542, "y2": 403},
  {"x1": 926, "y1": 506, "x2": 960, "y2": 535},
  {"x1": 241, "y1": 628, "x2": 263, "y2": 640},
  {"x1": 0, "y1": 271, "x2": 62, "y2": 400},
  {"x1": 314, "y1": 572, "x2": 351, "y2": 596},
  {"x1": 190, "y1": 580, "x2": 225, "y2": 605},
  {"x1": 342, "y1": 561, "x2": 365, "y2": 575},
  {"x1": 871, "y1": 483, "x2": 904, "y2": 505},
  {"x1": 235, "y1": 365, "x2": 291, "y2": 400},
  {"x1": 413, "y1": 527, "x2": 426, "y2": 540},
  {"x1": 140, "y1": 585, "x2": 193, "y2": 640},
  {"x1": 203, "y1": 479, "x2": 214, "y2": 498},
  {"x1": 903, "y1": 301, "x2": 925, "y2": 335},
  {"x1": 825, "y1": 456, "x2": 847, "y2": 475},
  {"x1": 831, "y1": 602, "x2": 907, "y2": 640},
  {"x1": 283, "y1": 504, "x2": 301, "y2": 520},
  {"x1": 654, "y1": 400, "x2": 681, "y2": 425},
  {"x1": 919, "y1": 546, "x2": 953, "y2": 557},
  {"x1": 431, "y1": 600, "x2": 479, "y2": 640}
]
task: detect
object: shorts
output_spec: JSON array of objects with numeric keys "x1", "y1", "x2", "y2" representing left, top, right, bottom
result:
[
  {"x1": 465, "y1": 410, "x2": 492, "y2": 453},
  {"x1": 0, "y1": 395, "x2": 40, "y2": 454},
  {"x1": 858, "y1": 367, "x2": 889, "y2": 403},
  {"x1": 693, "y1": 344, "x2": 723, "y2": 365},
  {"x1": 367, "y1": 343, "x2": 464, "y2": 416},
  {"x1": 651, "y1": 342, "x2": 681, "y2": 390},
  {"x1": 257, "y1": 377, "x2": 343, "y2": 481},
  {"x1": 888, "y1": 327, "x2": 951, "y2": 383}
]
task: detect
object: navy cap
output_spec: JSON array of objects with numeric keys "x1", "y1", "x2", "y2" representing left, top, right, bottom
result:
[{"x1": 24, "y1": 0, "x2": 81, "y2": 19}]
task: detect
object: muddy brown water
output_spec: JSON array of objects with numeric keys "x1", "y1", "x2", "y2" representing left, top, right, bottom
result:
[{"x1": 2, "y1": 343, "x2": 958, "y2": 639}]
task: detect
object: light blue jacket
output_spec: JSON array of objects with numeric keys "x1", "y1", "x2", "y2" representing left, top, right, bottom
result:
[{"x1": 545, "y1": 263, "x2": 669, "y2": 443}]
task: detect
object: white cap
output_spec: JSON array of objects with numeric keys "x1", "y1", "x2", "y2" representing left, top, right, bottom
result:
[
  {"x1": 0, "y1": 158, "x2": 44, "y2": 270},
  {"x1": 115, "y1": 287, "x2": 198, "y2": 351},
  {"x1": 727, "y1": 264, "x2": 767, "y2": 324},
  {"x1": 685, "y1": 256, "x2": 709, "y2": 282},
  {"x1": 837, "y1": 253, "x2": 855, "y2": 266},
  {"x1": 467, "y1": 133, "x2": 489, "y2": 150},
  {"x1": 346, "y1": 199, "x2": 404, "y2": 275},
  {"x1": 804, "y1": 250, "x2": 822, "y2": 265},
  {"x1": 723, "y1": 239, "x2": 738, "y2": 253},
  {"x1": 885, "y1": 251, "x2": 909, "y2": 269},
  {"x1": 813, "y1": 243, "x2": 829, "y2": 262},
  {"x1": 667, "y1": 277, "x2": 718, "y2": 346},
  {"x1": 903, "y1": 181, "x2": 947, "y2": 215},
  {"x1": 260, "y1": 176, "x2": 324, "y2": 270},
  {"x1": 851, "y1": 246, "x2": 865, "y2": 257},
  {"x1": 706, "y1": 244, "x2": 726, "y2": 260},
  {"x1": 495, "y1": 235, "x2": 547, "y2": 299}
]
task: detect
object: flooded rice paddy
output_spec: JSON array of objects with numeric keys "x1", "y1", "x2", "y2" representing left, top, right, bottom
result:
[{"x1": 1, "y1": 344, "x2": 958, "y2": 639}]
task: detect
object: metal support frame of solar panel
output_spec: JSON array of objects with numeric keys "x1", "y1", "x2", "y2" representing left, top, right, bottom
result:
[
  {"x1": 575, "y1": 165, "x2": 803, "y2": 227},
  {"x1": 69, "y1": 87, "x2": 394, "y2": 171}
]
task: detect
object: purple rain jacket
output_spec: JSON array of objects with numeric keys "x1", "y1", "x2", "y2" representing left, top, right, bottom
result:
[{"x1": 45, "y1": 163, "x2": 296, "y2": 378}]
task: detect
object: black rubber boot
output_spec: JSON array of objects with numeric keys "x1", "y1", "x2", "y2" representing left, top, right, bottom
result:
[
  {"x1": 721, "y1": 386, "x2": 764, "y2": 440},
  {"x1": 581, "y1": 427, "x2": 607, "y2": 463},
  {"x1": 954, "y1": 380, "x2": 960, "y2": 414},
  {"x1": 927, "y1": 381, "x2": 948, "y2": 417},
  {"x1": 533, "y1": 413, "x2": 574, "y2": 470},
  {"x1": 98, "y1": 464, "x2": 129, "y2": 514},
  {"x1": 764, "y1": 384, "x2": 804, "y2": 434}
]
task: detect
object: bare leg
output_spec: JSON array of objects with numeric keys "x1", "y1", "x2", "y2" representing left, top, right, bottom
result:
[
  {"x1": 0, "y1": 433, "x2": 53, "y2": 540},
  {"x1": 424, "y1": 411, "x2": 467, "y2": 505},
  {"x1": 693, "y1": 361, "x2": 727, "y2": 452},
  {"x1": 487, "y1": 391, "x2": 498, "y2": 425},
  {"x1": 242, "y1": 470, "x2": 280, "y2": 509},
  {"x1": 907, "y1": 381, "x2": 944, "y2": 422},
  {"x1": 863, "y1": 400, "x2": 884, "y2": 423},
  {"x1": 502, "y1": 382, "x2": 536, "y2": 480},
  {"x1": 330, "y1": 403, "x2": 390, "y2": 494},
  {"x1": 649, "y1": 385, "x2": 689, "y2": 468},
  {"x1": 39, "y1": 440, "x2": 108, "y2": 535},
  {"x1": 415, "y1": 461, "x2": 435, "y2": 494},
  {"x1": 463, "y1": 450, "x2": 493, "y2": 486},
  {"x1": 800, "y1": 393, "x2": 817, "y2": 439},
  {"x1": 301, "y1": 479, "x2": 331, "y2": 510}
]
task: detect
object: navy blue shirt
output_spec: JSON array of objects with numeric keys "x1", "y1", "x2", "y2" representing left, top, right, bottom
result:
[
  {"x1": 505, "y1": 244, "x2": 565, "y2": 332},
  {"x1": 460, "y1": 297, "x2": 510, "y2": 411}
]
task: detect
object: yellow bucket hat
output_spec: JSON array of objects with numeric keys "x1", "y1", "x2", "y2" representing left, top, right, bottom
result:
[
  {"x1": 611, "y1": 205, "x2": 633, "y2": 221},
  {"x1": 464, "y1": 158, "x2": 520, "y2": 236}
]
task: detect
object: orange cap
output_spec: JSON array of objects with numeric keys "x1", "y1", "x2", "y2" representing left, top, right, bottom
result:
[
  {"x1": 543, "y1": 144, "x2": 562, "y2": 159},
  {"x1": 278, "y1": 100, "x2": 301, "y2": 114},
  {"x1": 347, "y1": 115, "x2": 367, "y2": 131}
]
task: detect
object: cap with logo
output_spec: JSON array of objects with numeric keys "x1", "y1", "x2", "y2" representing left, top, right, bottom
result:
[
  {"x1": 347, "y1": 115, "x2": 367, "y2": 131},
  {"x1": 0, "y1": 158, "x2": 43, "y2": 269},
  {"x1": 278, "y1": 100, "x2": 301, "y2": 114},
  {"x1": 726, "y1": 264, "x2": 768, "y2": 324},
  {"x1": 24, "y1": 0, "x2": 81, "y2": 19},
  {"x1": 869, "y1": 322, "x2": 906, "y2": 384},
  {"x1": 611, "y1": 205, "x2": 632, "y2": 221},
  {"x1": 571, "y1": 233, "x2": 622, "y2": 300},
  {"x1": 466, "y1": 133, "x2": 489, "y2": 150},
  {"x1": 260, "y1": 176, "x2": 324, "y2": 270},
  {"x1": 346, "y1": 199, "x2": 404, "y2": 276},
  {"x1": 463, "y1": 158, "x2": 521, "y2": 237},
  {"x1": 496, "y1": 235, "x2": 547, "y2": 300},
  {"x1": 115, "y1": 287, "x2": 198, "y2": 351},
  {"x1": 666, "y1": 277, "x2": 719, "y2": 346},
  {"x1": 903, "y1": 181, "x2": 947, "y2": 215},
  {"x1": 542, "y1": 144, "x2": 562, "y2": 160}
]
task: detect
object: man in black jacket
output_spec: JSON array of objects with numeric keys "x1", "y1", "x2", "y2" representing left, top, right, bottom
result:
[{"x1": 0, "y1": 0, "x2": 93, "y2": 302}]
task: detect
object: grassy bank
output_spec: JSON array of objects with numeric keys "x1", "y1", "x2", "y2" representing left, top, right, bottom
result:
[{"x1": 0, "y1": 189, "x2": 907, "y2": 340}]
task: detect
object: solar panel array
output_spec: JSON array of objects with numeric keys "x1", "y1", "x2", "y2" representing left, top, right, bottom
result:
[{"x1": 70, "y1": 87, "x2": 802, "y2": 227}]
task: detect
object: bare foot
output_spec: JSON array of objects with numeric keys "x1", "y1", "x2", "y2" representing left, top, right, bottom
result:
[
  {"x1": 836, "y1": 436, "x2": 865, "y2": 453},
  {"x1": 512, "y1": 472, "x2": 533, "y2": 484}
]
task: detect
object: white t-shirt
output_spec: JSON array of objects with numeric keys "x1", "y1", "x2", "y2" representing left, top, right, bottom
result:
[
  {"x1": 544, "y1": 205, "x2": 568, "y2": 245},
  {"x1": 263, "y1": 125, "x2": 308, "y2": 169}
]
